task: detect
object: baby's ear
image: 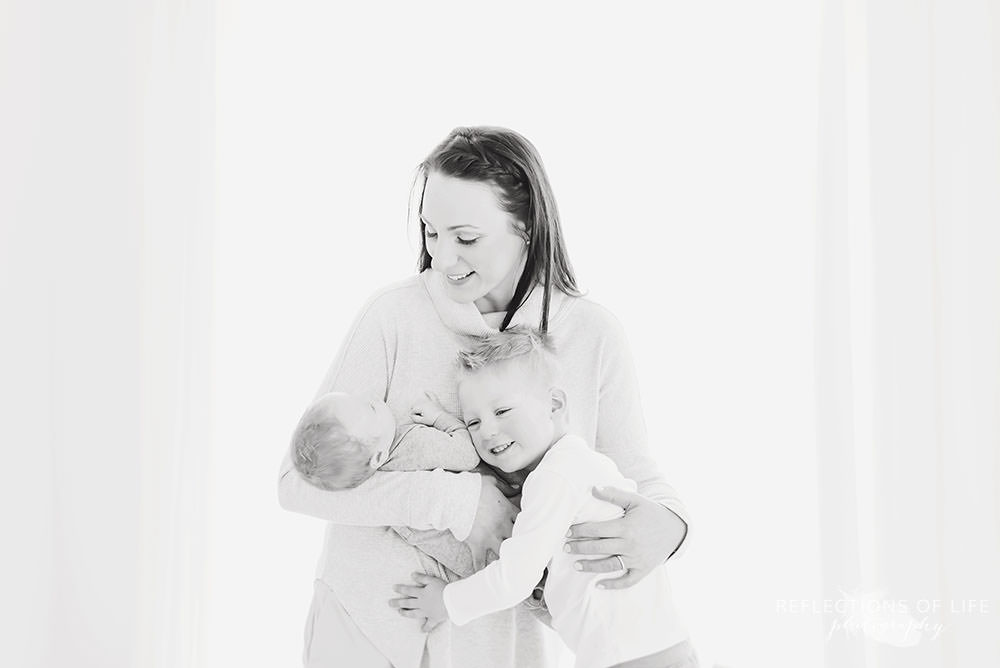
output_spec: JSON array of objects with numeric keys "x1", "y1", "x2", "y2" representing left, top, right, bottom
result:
[
  {"x1": 550, "y1": 388, "x2": 567, "y2": 415},
  {"x1": 369, "y1": 448, "x2": 388, "y2": 469}
]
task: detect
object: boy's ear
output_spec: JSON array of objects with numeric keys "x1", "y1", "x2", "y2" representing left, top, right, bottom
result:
[{"x1": 550, "y1": 387, "x2": 567, "y2": 415}]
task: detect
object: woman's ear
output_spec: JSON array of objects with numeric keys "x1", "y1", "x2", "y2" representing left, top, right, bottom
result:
[{"x1": 550, "y1": 387, "x2": 567, "y2": 416}]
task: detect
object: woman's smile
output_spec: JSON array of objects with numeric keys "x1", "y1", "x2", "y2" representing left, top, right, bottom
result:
[{"x1": 420, "y1": 172, "x2": 528, "y2": 312}]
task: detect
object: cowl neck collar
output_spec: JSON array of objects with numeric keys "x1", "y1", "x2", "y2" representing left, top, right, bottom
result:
[{"x1": 419, "y1": 268, "x2": 569, "y2": 337}]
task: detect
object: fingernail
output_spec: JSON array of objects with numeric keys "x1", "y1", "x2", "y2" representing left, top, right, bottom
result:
[
  {"x1": 597, "y1": 583, "x2": 606, "y2": 589},
  {"x1": 564, "y1": 544, "x2": 571, "y2": 553},
  {"x1": 574, "y1": 562, "x2": 582, "y2": 571},
  {"x1": 565, "y1": 530, "x2": 572, "y2": 538}
]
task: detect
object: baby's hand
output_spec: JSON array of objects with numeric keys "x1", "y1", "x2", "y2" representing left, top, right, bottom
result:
[
  {"x1": 410, "y1": 390, "x2": 447, "y2": 427},
  {"x1": 389, "y1": 572, "x2": 448, "y2": 633}
]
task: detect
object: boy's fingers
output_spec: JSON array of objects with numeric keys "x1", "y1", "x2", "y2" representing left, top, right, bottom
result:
[
  {"x1": 388, "y1": 597, "x2": 417, "y2": 610},
  {"x1": 394, "y1": 584, "x2": 422, "y2": 596},
  {"x1": 397, "y1": 608, "x2": 425, "y2": 619}
]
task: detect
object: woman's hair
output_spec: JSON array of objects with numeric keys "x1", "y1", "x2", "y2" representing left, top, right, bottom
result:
[{"x1": 412, "y1": 126, "x2": 581, "y2": 333}]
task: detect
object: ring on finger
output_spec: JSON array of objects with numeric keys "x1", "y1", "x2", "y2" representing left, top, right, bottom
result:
[{"x1": 613, "y1": 554, "x2": 627, "y2": 572}]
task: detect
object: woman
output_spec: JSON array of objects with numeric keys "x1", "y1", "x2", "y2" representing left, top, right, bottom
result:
[{"x1": 279, "y1": 127, "x2": 694, "y2": 668}]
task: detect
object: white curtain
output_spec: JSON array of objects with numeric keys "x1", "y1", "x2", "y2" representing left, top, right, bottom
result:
[
  {"x1": 2, "y1": 2, "x2": 215, "y2": 666},
  {"x1": 817, "y1": 0, "x2": 1000, "y2": 666}
]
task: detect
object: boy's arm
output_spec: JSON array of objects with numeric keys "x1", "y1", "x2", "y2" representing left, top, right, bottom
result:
[{"x1": 442, "y1": 470, "x2": 580, "y2": 626}]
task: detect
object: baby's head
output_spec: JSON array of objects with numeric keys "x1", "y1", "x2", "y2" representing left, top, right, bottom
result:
[
  {"x1": 457, "y1": 326, "x2": 568, "y2": 474},
  {"x1": 290, "y1": 392, "x2": 396, "y2": 490}
]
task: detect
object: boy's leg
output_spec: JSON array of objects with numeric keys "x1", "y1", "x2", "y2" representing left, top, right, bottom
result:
[{"x1": 303, "y1": 579, "x2": 393, "y2": 668}]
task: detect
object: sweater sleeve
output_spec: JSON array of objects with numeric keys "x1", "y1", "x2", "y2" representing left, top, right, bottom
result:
[
  {"x1": 594, "y1": 311, "x2": 692, "y2": 560},
  {"x1": 443, "y1": 470, "x2": 580, "y2": 625},
  {"x1": 277, "y1": 292, "x2": 482, "y2": 540}
]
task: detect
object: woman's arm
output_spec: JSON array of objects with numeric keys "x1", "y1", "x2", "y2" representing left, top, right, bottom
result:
[
  {"x1": 276, "y1": 293, "x2": 481, "y2": 538},
  {"x1": 591, "y1": 314, "x2": 691, "y2": 557},
  {"x1": 564, "y1": 310, "x2": 691, "y2": 587}
]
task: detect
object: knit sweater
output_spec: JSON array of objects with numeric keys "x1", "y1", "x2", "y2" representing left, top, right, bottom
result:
[{"x1": 277, "y1": 269, "x2": 691, "y2": 668}]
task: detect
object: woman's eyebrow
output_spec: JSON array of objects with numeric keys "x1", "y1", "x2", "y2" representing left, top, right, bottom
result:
[{"x1": 419, "y1": 215, "x2": 477, "y2": 231}]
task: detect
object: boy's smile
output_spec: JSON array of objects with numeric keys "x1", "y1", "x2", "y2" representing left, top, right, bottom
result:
[{"x1": 458, "y1": 362, "x2": 566, "y2": 474}]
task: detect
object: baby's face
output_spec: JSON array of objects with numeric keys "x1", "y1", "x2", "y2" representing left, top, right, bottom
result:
[
  {"x1": 315, "y1": 393, "x2": 396, "y2": 458},
  {"x1": 458, "y1": 365, "x2": 557, "y2": 474}
]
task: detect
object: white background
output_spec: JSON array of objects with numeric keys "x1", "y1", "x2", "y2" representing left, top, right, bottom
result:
[
  {"x1": 209, "y1": 3, "x2": 821, "y2": 667},
  {"x1": 9, "y1": 1, "x2": 998, "y2": 667}
]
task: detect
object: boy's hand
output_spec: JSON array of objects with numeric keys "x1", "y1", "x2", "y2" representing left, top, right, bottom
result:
[
  {"x1": 389, "y1": 572, "x2": 448, "y2": 633},
  {"x1": 410, "y1": 390, "x2": 447, "y2": 427}
]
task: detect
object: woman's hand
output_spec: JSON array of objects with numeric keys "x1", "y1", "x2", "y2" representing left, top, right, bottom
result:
[
  {"x1": 464, "y1": 475, "x2": 518, "y2": 570},
  {"x1": 564, "y1": 485, "x2": 687, "y2": 590},
  {"x1": 389, "y1": 572, "x2": 448, "y2": 633}
]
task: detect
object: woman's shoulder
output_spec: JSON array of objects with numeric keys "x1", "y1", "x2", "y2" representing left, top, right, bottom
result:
[
  {"x1": 555, "y1": 293, "x2": 629, "y2": 341},
  {"x1": 340, "y1": 274, "x2": 436, "y2": 337},
  {"x1": 356, "y1": 274, "x2": 429, "y2": 314}
]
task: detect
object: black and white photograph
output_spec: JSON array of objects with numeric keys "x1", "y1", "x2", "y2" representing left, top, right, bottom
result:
[{"x1": 4, "y1": 1, "x2": 999, "y2": 667}]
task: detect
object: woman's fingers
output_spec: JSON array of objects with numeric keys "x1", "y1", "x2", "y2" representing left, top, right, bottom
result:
[
  {"x1": 593, "y1": 570, "x2": 643, "y2": 590},
  {"x1": 590, "y1": 484, "x2": 642, "y2": 510},
  {"x1": 572, "y1": 556, "x2": 628, "y2": 574},
  {"x1": 566, "y1": 517, "x2": 626, "y2": 540},
  {"x1": 564, "y1": 537, "x2": 628, "y2": 556}
]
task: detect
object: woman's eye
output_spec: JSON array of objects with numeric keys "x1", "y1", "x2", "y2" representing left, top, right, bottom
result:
[
  {"x1": 456, "y1": 237, "x2": 479, "y2": 246},
  {"x1": 424, "y1": 228, "x2": 438, "y2": 240}
]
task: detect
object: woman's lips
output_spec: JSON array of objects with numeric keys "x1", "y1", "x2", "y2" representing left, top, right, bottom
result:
[{"x1": 446, "y1": 271, "x2": 475, "y2": 283}]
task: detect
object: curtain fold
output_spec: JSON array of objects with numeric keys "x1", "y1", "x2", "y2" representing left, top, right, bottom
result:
[{"x1": 817, "y1": 0, "x2": 1000, "y2": 666}]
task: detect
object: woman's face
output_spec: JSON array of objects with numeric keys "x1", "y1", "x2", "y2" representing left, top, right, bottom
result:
[{"x1": 420, "y1": 171, "x2": 528, "y2": 313}]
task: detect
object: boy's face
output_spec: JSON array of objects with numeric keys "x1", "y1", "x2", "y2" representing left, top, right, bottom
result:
[
  {"x1": 458, "y1": 363, "x2": 560, "y2": 474},
  {"x1": 316, "y1": 393, "x2": 396, "y2": 458}
]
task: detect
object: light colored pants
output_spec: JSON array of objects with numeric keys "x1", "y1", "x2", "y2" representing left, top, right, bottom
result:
[
  {"x1": 303, "y1": 579, "x2": 394, "y2": 668},
  {"x1": 302, "y1": 577, "x2": 699, "y2": 668}
]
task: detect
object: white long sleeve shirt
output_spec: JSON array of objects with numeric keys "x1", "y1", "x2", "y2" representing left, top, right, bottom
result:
[
  {"x1": 443, "y1": 434, "x2": 689, "y2": 668},
  {"x1": 277, "y1": 269, "x2": 691, "y2": 668}
]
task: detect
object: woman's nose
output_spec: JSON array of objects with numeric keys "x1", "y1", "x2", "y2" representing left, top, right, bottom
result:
[{"x1": 430, "y1": 239, "x2": 459, "y2": 271}]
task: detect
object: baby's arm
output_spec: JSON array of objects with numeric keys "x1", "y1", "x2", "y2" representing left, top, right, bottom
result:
[
  {"x1": 380, "y1": 391, "x2": 480, "y2": 473},
  {"x1": 382, "y1": 391, "x2": 481, "y2": 580}
]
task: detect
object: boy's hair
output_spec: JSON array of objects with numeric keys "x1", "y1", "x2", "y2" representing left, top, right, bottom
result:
[
  {"x1": 457, "y1": 326, "x2": 559, "y2": 387},
  {"x1": 289, "y1": 399, "x2": 376, "y2": 491}
]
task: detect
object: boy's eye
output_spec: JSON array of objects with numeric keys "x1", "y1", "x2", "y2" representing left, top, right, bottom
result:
[
  {"x1": 495, "y1": 408, "x2": 510, "y2": 417},
  {"x1": 466, "y1": 419, "x2": 480, "y2": 429},
  {"x1": 456, "y1": 237, "x2": 479, "y2": 246}
]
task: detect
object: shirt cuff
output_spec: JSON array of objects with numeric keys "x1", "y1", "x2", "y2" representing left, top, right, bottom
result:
[
  {"x1": 434, "y1": 470, "x2": 482, "y2": 541},
  {"x1": 660, "y1": 501, "x2": 690, "y2": 562}
]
